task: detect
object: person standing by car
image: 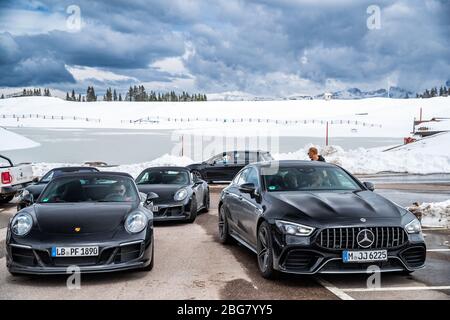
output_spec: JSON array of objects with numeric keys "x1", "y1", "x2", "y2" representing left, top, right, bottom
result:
[{"x1": 308, "y1": 147, "x2": 325, "y2": 162}]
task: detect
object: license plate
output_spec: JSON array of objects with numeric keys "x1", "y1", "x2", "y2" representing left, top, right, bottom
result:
[
  {"x1": 342, "y1": 250, "x2": 387, "y2": 263},
  {"x1": 51, "y1": 246, "x2": 99, "y2": 257},
  {"x1": 152, "y1": 205, "x2": 159, "y2": 212}
]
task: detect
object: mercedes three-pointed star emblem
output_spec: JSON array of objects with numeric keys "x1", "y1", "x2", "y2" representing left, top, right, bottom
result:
[{"x1": 356, "y1": 229, "x2": 375, "y2": 248}]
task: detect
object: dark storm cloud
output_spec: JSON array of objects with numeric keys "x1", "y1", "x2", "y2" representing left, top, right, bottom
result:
[{"x1": 0, "y1": 0, "x2": 449, "y2": 93}]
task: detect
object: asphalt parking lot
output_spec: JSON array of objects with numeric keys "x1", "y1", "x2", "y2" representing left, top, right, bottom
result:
[{"x1": 0, "y1": 185, "x2": 449, "y2": 300}]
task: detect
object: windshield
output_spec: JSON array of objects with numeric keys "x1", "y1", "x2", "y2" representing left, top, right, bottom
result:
[
  {"x1": 38, "y1": 176, "x2": 138, "y2": 203},
  {"x1": 40, "y1": 168, "x2": 98, "y2": 183},
  {"x1": 263, "y1": 166, "x2": 362, "y2": 192},
  {"x1": 136, "y1": 169, "x2": 190, "y2": 185}
]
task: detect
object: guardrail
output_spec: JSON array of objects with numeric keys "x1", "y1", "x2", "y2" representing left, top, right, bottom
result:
[
  {"x1": 0, "y1": 114, "x2": 101, "y2": 123},
  {"x1": 120, "y1": 116, "x2": 382, "y2": 128}
]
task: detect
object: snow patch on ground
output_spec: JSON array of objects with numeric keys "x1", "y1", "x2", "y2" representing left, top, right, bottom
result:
[
  {"x1": 409, "y1": 200, "x2": 450, "y2": 228},
  {"x1": 0, "y1": 127, "x2": 40, "y2": 151}
]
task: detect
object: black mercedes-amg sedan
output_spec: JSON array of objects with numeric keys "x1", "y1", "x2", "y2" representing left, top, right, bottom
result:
[
  {"x1": 17, "y1": 166, "x2": 99, "y2": 210},
  {"x1": 218, "y1": 160, "x2": 426, "y2": 278},
  {"x1": 6, "y1": 172, "x2": 154, "y2": 275},
  {"x1": 135, "y1": 166, "x2": 209, "y2": 222}
]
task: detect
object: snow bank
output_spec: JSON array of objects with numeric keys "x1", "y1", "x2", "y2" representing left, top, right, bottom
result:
[
  {"x1": 408, "y1": 200, "x2": 450, "y2": 228},
  {"x1": 31, "y1": 154, "x2": 195, "y2": 179},
  {"x1": 0, "y1": 127, "x2": 40, "y2": 151},
  {"x1": 273, "y1": 133, "x2": 450, "y2": 174}
]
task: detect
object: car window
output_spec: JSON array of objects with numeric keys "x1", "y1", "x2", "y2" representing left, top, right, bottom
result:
[
  {"x1": 39, "y1": 176, "x2": 138, "y2": 203},
  {"x1": 234, "y1": 151, "x2": 247, "y2": 164},
  {"x1": 136, "y1": 169, "x2": 190, "y2": 185},
  {"x1": 263, "y1": 166, "x2": 361, "y2": 192},
  {"x1": 246, "y1": 168, "x2": 260, "y2": 188},
  {"x1": 236, "y1": 168, "x2": 249, "y2": 186}
]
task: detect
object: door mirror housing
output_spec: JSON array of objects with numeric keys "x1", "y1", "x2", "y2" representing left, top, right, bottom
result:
[
  {"x1": 32, "y1": 177, "x2": 39, "y2": 183},
  {"x1": 239, "y1": 183, "x2": 256, "y2": 194},
  {"x1": 146, "y1": 192, "x2": 159, "y2": 202},
  {"x1": 22, "y1": 193, "x2": 34, "y2": 206},
  {"x1": 363, "y1": 181, "x2": 375, "y2": 191}
]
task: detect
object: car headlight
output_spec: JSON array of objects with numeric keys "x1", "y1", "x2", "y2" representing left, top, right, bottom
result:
[
  {"x1": 125, "y1": 212, "x2": 148, "y2": 234},
  {"x1": 174, "y1": 188, "x2": 188, "y2": 201},
  {"x1": 11, "y1": 212, "x2": 33, "y2": 236},
  {"x1": 275, "y1": 220, "x2": 315, "y2": 236},
  {"x1": 405, "y1": 218, "x2": 422, "y2": 234}
]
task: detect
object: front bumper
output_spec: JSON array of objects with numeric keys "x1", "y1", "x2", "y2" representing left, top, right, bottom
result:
[
  {"x1": 152, "y1": 202, "x2": 193, "y2": 221},
  {"x1": 271, "y1": 227, "x2": 426, "y2": 274},
  {"x1": 6, "y1": 237, "x2": 153, "y2": 275}
]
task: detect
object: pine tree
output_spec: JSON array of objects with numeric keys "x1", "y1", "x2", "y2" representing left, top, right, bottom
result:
[
  {"x1": 113, "y1": 89, "x2": 117, "y2": 101},
  {"x1": 66, "y1": 92, "x2": 70, "y2": 101},
  {"x1": 1, "y1": 94, "x2": 4, "y2": 99},
  {"x1": 119, "y1": 93, "x2": 122, "y2": 101}
]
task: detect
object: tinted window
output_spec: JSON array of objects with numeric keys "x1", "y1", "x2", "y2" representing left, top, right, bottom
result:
[
  {"x1": 263, "y1": 166, "x2": 361, "y2": 192},
  {"x1": 246, "y1": 168, "x2": 260, "y2": 187},
  {"x1": 136, "y1": 169, "x2": 190, "y2": 185},
  {"x1": 39, "y1": 176, "x2": 138, "y2": 203}
]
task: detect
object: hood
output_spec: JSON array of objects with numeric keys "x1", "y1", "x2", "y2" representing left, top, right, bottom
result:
[
  {"x1": 137, "y1": 184, "x2": 187, "y2": 203},
  {"x1": 268, "y1": 190, "x2": 403, "y2": 222},
  {"x1": 33, "y1": 203, "x2": 134, "y2": 234}
]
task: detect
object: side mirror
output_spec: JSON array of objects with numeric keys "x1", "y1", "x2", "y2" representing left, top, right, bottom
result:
[
  {"x1": 239, "y1": 183, "x2": 256, "y2": 195},
  {"x1": 146, "y1": 192, "x2": 159, "y2": 202},
  {"x1": 363, "y1": 182, "x2": 375, "y2": 191},
  {"x1": 32, "y1": 177, "x2": 39, "y2": 183},
  {"x1": 22, "y1": 193, "x2": 34, "y2": 206}
]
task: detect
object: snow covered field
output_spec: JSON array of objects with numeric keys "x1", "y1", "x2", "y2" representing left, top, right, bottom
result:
[
  {"x1": 1, "y1": 96, "x2": 449, "y2": 175},
  {"x1": 1, "y1": 96, "x2": 449, "y2": 137}
]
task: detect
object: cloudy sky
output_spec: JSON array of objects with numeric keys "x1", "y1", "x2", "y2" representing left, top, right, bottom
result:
[{"x1": 0, "y1": 0, "x2": 449, "y2": 96}]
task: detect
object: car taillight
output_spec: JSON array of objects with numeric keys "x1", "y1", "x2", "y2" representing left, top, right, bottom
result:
[{"x1": 1, "y1": 171, "x2": 12, "y2": 184}]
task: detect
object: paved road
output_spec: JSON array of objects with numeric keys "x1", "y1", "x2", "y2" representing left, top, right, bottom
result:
[{"x1": 0, "y1": 187, "x2": 449, "y2": 300}]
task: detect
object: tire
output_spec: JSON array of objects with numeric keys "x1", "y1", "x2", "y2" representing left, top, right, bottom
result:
[
  {"x1": 141, "y1": 241, "x2": 154, "y2": 272},
  {"x1": 187, "y1": 197, "x2": 198, "y2": 223},
  {"x1": 202, "y1": 190, "x2": 210, "y2": 213},
  {"x1": 218, "y1": 205, "x2": 234, "y2": 244},
  {"x1": 257, "y1": 222, "x2": 277, "y2": 279},
  {"x1": 0, "y1": 195, "x2": 14, "y2": 204}
]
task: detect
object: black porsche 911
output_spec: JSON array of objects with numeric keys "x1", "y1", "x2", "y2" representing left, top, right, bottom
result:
[
  {"x1": 17, "y1": 166, "x2": 100, "y2": 210},
  {"x1": 6, "y1": 172, "x2": 154, "y2": 275},
  {"x1": 218, "y1": 160, "x2": 426, "y2": 278},
  {"x1": 135, "y1": 166, "x2": 209, "y2": 223}
]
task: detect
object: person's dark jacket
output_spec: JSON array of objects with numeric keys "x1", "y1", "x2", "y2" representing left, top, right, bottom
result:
[{"x1": 316, "y1": 155, "x2": 326, "y2": 162}]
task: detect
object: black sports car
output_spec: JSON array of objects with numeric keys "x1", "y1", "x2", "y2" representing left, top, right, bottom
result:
[
  {"x1": 218, "y1": 160, "x2": 426, "y2": 278},
  {"x1": 6, "y1": 172, "x2": 154, "y2": 275},
  {"x1": 135, "y1": 166, "x2": 209, "y2": 222},
  {"x1": 17, "y1": 166, "x2": 99, "y2": 210},
  {"x1": 186, "y1": 150, "x2": 273, "y2": 183}
]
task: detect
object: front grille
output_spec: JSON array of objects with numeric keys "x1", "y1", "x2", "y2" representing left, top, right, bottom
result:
[
  {"x1": 282, "y1": 250, "x2": 320, "y2": 271},
  {"x1": 316, "y1": 227, "x2": 407, "y2": 250},
  {"x1": 11, "y1": 247, "x2": 36, "y2": 266},
  {"x1": 115, "y1": 243, "x2": 142, "y2": 263},
  {"x1": 155, "y1": 206, "x2": 184, "y2": 217},
  {"x1": 401, "y1": 247, "x2": 426, "y2": 268}
]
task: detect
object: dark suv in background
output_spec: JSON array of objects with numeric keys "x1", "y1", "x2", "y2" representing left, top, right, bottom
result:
[{"x1": 187, "y1": 150, "x2": 273, "y2": 183}]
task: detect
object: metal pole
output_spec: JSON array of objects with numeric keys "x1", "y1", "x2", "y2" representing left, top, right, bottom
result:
[{"x1": 326, "y1": 121, "x2": 329, "y2": 146}]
